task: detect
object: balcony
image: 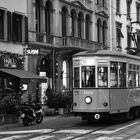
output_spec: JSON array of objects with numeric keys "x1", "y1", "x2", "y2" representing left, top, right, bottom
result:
[{"x1": 28, "y1": 30, "x2": 103, "y2": 51}]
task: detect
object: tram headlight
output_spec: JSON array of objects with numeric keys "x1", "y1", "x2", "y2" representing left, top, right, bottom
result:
[{"x1": 85, "y1": 96, "x2": 92, "y2": 104}]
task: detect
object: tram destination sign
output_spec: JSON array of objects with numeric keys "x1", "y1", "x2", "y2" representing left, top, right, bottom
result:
[{"x1": 25, "y1": 48, "x2": 40, "y2": 55}]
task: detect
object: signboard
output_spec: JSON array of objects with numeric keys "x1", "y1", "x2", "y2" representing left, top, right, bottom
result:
[
  {"x1": 0, "y1": 52, "x2": 24, "y2": 69},
  {"x1": 25, "y1": 48, "x2": 40, "y2": 55}
]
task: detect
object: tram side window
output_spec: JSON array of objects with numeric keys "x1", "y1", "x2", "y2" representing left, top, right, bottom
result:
[
  {"x1": 81, "y1": 66, "x2": 95, "y2": 87},
  {"x1": 119, "y1": 62, "x2": 126, "y2": 87},
  {"x1": 110, "y1": 62, "x2": 118, "y2": 87},
  {"x1": 98, "y1": 66, "x2": 108, "y2": 87},
  {"x1": 128, "y1": 64, "x2": 138, "y2": 88},
  {"x1": 74, "y1": 67, "x2": 80, "y2": 88}
]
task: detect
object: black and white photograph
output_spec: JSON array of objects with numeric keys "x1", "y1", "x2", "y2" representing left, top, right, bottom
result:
[{"x1": 0, "y1": 0, "x2": 140, "y2": 139}]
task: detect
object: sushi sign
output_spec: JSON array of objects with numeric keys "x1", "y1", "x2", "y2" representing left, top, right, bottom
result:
[{"x1": 25, "y1": 48, "x2": 40, "y2": 55}]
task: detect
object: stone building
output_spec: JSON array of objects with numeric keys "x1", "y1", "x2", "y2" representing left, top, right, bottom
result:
[
  {"x1": 110, "y1": 0, "x2": 140, "y2": 53},
  {"x1": 27, "y1": 0, "x2": 110, "y2": 102}
]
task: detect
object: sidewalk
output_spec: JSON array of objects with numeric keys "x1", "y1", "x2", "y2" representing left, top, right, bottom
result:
[{"x1": 0, "y1": 115, "x2": 62, "y2": 130}]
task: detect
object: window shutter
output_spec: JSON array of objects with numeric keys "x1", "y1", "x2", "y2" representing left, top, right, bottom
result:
[{"x1": 7, "y1": 11, "x2": 12, "y2": 41}]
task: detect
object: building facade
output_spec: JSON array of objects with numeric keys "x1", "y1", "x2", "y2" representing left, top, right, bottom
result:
[
  {"x1": 0, "y1": 0, "x2": 28, "y2": 93},
  {"x1": 110, "y1": 0, "x2": 140, "y2": 53},
  {"x1": 27, "y1": 0, "x2": 110, "y2": 102}
]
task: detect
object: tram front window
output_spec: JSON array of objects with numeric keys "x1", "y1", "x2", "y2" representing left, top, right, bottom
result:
[{"x1": 82, "y1": 66, "x2": 95, "y2": 87}]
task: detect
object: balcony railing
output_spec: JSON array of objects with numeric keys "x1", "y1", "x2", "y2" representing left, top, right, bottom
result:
[{"x1": 28, "y1": 30, "x2": 103, "y2": 50}]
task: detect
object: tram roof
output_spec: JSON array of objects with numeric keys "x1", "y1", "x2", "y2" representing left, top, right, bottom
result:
[{"x1": 73, "y1": 50, "x2": 140, "y2": 61}]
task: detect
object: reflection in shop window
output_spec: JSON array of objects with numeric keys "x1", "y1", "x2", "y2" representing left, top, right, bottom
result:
[
  {"x1": 81, "y1": 66, "x2": 95, "y2": 87},
  {"x1": 98, "y1": 66, "x2": 108, "y2": 87}
]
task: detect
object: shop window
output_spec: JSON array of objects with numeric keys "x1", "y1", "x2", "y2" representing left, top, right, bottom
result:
[
  {"x1": 82, "y1": 66, "x2": 95, "y2": 87},
  {"x1": 98, "y1": 66, "x2": 108, "y2": 87},
  {"x1": 62, "y1": 60, "x2": 69, "y2": 89}
]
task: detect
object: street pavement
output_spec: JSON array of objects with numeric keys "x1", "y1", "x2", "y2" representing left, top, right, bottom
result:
[{"x1": 1, "y1": 116, "x2": 140, "y2": 139}]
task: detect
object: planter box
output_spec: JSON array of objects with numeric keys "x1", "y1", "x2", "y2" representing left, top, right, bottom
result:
[{"x1": 0, "y1": 114, "x2": 19, "y2": 125}]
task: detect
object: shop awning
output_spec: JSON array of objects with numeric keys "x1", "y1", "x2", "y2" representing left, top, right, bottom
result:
[{"x1": 0, "y1": 68, "x2": 47, "y2": 83}]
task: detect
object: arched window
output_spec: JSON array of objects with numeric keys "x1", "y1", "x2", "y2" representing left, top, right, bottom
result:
[
  {"x1": 62, "y1": 60, "x2": 69, "y2": 89},
  {"x1": 78, "y1": 12, "x2": 83, "y2": 38},
  {"x1": 97, "y1": 19, "x2": 101, "y2": 43},
  {"x1": 35, "y1": 0, "x2": 41, "y2": 32},
  {"x1": 71, "y1": 10, "x2": 76, "y2": 37},
  {"x1": 85, "y1": 15, "x2": 90, "y2": 40},
  {"x1": 62, "y1": 7, "x2": 68, "y2": 37},
  {"x1": 102, "y1": 21, "x2": 107, "y2": 46},
  {"x1": 45, "y1": 0, "x2": 53, "y2": 35}
]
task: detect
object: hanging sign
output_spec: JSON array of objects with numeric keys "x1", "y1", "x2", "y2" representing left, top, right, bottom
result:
[{"x1": 25, "y1": 48, "x2": 40, "y2": 55}]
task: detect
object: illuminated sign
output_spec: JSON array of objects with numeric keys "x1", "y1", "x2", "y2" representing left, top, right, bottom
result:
[{"x1": 25, "y1": 48, "x2": 40, "y2": 55}]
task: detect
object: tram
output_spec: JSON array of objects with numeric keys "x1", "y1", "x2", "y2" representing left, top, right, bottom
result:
[{"x1": 73, "y1": 50, "x2": 140, "y2": 121}]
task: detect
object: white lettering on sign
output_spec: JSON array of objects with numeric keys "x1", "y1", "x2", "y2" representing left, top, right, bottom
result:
[
  {"x1": 26, "y1": 49, "x2": 40, "y2": 55},
  {"x1": 4, "y1": 57, "x2": 16, "y2": 68}
]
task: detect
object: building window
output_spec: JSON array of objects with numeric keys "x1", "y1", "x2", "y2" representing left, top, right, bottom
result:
[
  {"x1": 127, "y1": 0, "x2": 131, "y2": 19},
  {"x1": 78, "y1": 12, "x2": 83, "y2": 39},
  {"x1": 62, "y1": 7, "x2": 68, "y2": 37},
  {"x1": 116, "y1": 22, "x2": 124, "y2": 49},
  {"x1": 127, "y1": 26, "x2": 131, "y2": 49},
  {"x1": 0, "y1": 9, "x2": 4, "y2": 40},
  {"x1": 45, "y1": 1, "x2": 53, "y2": 35},
  {"x1": 85, "y1": 15, "x2": 90, "y2": 40},
  {"x1": 12, "y1": 13, "x2": 22, "y2": 43},
  {"x1": 35, "y1": 0, "x2": 41, "y2": 32},
  {"x1": 62, "y1": 60, "x2": 69, "y2": 89},
  {"x1": 136, "y1": 4, "x2": 140, "y2": 21},
  {"x1": 116, "y1": 0, "x2": 120, "y2": 14},
  {"x1": 102, "y1": 0, "x2": 106, "y2": 7},
  {"x1": 102, "y1": 21, "x2": 107, "y2": 46},
  {"x1": 71, "y1": 10, "x2": 76, "y2": 37},
  {"x1": 137, "y1": 32, "x2": 140, "y2": 50},
  {"x1": 97, "y1": 19, "x2": 101, "y2": 43}
]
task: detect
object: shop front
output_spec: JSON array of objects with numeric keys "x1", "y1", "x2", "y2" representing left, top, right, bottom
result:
[{"x1": 0, "y1": 51, "x2": 46, "y2": 120}]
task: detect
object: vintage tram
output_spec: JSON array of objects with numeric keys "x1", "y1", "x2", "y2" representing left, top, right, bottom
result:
[{"x1": 73, "y1": 50, "x2": 140, "y2": 121}]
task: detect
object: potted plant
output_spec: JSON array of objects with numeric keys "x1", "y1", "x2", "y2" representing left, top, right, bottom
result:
[{"x1": 0, "y1": 88, "x2": 20, "y2": 124}]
